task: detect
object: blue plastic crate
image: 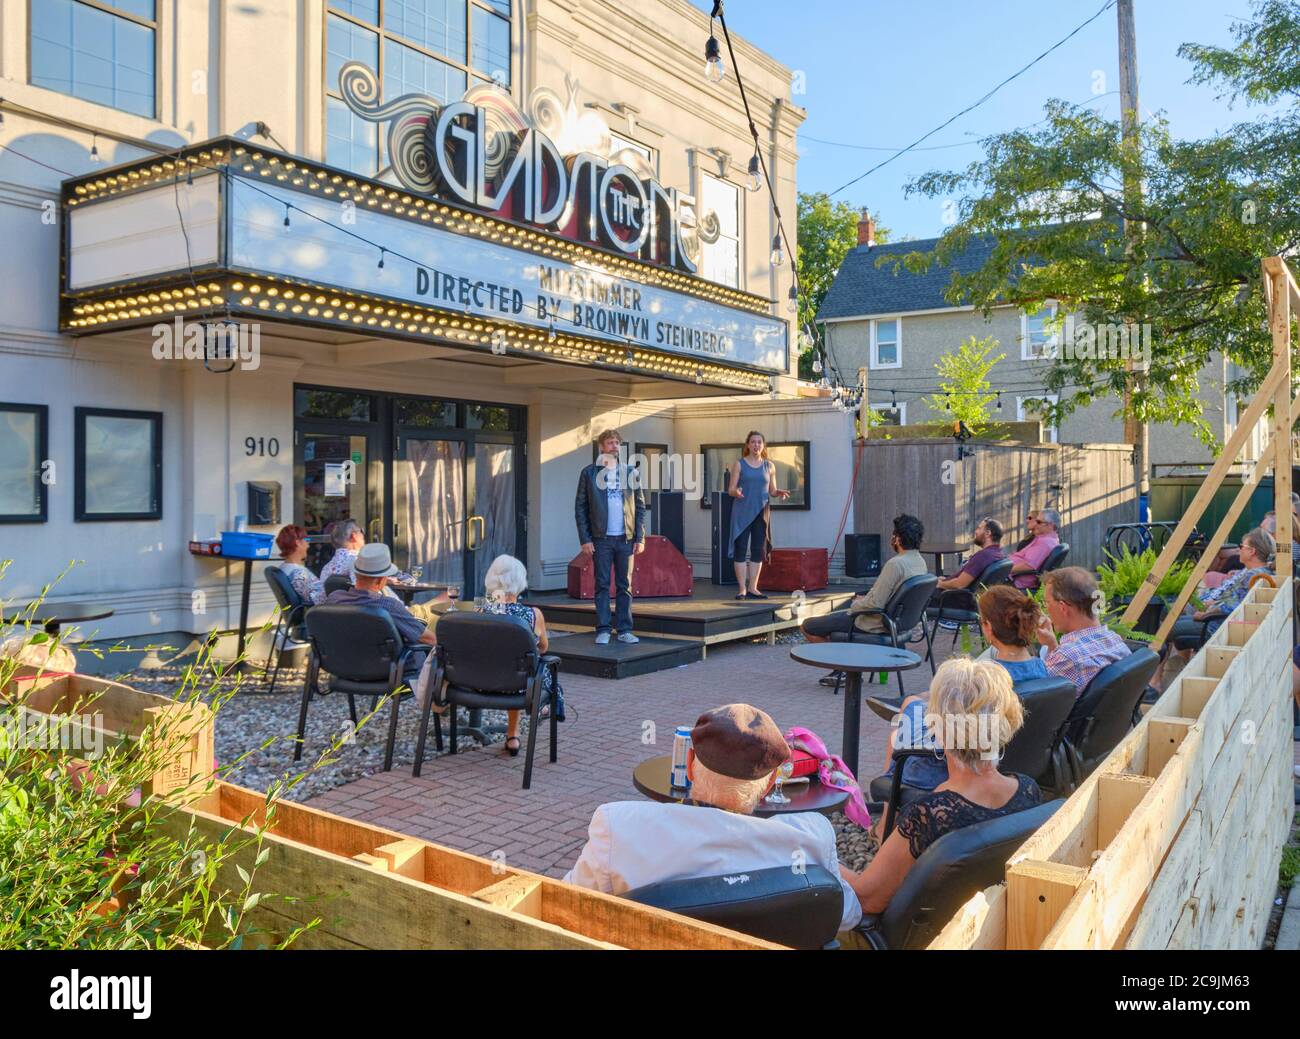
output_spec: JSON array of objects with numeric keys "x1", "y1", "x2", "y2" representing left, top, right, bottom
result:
[{"x1": 220, "y1": 531, "x2": 274, "y2": 558}]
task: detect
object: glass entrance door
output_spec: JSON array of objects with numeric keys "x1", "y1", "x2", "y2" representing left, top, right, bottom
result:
[
  {"x1": 470, "y1": 440, "x2": 519, "y2": 595},
  {"x1": 394, "y1": 436, "x2": 468, "y2": 589}
]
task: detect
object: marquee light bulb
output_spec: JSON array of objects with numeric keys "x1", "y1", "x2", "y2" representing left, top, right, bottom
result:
[{"x1": 704, "y1": 36, "x2": 725, "y2": 83}]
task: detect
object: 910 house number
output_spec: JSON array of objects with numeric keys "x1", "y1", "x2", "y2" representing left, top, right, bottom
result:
[{"x1": 245, "y1": 436, "x2": 280, "y2": 457}]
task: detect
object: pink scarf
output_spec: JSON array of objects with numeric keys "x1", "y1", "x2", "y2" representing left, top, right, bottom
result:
[{"x1": 784, "y1": 725, "x2": 872, "y2": 830}]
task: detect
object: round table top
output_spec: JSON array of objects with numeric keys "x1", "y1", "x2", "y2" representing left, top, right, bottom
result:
[
  {"x1": 632, "y1": 754, "x2": 848, "y2": 818},
  {"x1": 789, "y1": 642, "x2": 922, "y2": 673},
  {"x1": 2, "y1": 603, "x2": 115, "y2": 625}
]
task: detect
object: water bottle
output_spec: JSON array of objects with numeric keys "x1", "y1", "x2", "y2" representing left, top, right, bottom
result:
[{"x1": 670, "y1": 725, "x2": 691, "y2": 790}]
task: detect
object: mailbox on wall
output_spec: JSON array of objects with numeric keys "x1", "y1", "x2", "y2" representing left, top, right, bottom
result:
[{"x1": 247, "y1": 481, "x2": 281, "y2": 526}]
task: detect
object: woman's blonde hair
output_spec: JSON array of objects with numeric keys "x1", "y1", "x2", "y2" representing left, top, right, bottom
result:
[
  {"x1": 1241, "y1": 526, "x2": 1276, "y2": 565},
  {"x1": 926, "y1": 658, "x2": 1024, "y2": 769},
  {"x1": 483, "y1": 554, "x2": 528, "y2": 599}
]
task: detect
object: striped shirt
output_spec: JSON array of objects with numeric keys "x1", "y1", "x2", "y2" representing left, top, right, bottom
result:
[{"x1": 1045, "y1": 624, "x2": 1131, "y2": 693}]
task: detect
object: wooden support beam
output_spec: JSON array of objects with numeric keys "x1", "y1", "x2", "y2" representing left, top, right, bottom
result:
[
  {"x1": 372, "y1": 839, "x2": 426, "y2": 881},
  {"x1": 1264, "y1": 256, "x2": 1294, "y2": 584},
  {"x1": 472, "y1": 875, "x2": 545, "y2": 918},
  {"x1": 928, "y1": 885, "x2": 1007, "y2": 949},
  {"x1": 1145, "y1": 718, "x2": 1195, "y2": 778},
  {"x1": 1178, "y1": 675, "x2": 1218, "y2": 720},
  {"x1": 1203, "y1": 646, "x2": 1240, "y2": 679},
  {"x1": 1007, "y1": 860, "x2": 1089, "y2": 949},
  {"x1": 1098, "y1": 773, "x2": 1155, "y2": 847},
  {"x1": 1121, "y1": 354, "x2": 1289, "y2": 627}
]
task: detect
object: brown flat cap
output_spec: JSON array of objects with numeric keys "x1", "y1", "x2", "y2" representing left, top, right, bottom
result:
[{"x1": 691, "y1": 704, "x2": 789, "y2": 781}]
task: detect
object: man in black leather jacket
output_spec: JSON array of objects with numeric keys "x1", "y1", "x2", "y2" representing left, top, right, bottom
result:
[{"x1": 575, "y1": 428, "x2": 648, "y2": 645}]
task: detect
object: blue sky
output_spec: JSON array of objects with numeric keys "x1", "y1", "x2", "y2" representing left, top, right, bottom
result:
[{"x1": 690, "y1": 0, "x2": 1277, "y2": 240}]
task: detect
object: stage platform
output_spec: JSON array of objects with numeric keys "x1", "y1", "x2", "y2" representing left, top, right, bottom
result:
[{"x1": 526, "y1": 580, "x2": 858, "y2": 678}]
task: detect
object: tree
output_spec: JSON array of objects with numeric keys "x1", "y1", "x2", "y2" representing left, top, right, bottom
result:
[
  {"x1": 922, "y1": 336, "x2": 1006, "y2": 436},
  {"x1": 891, "y1": 0, "x2": 1300, "y2": 447},
  {"x1": 795, "y1": 193, "x2": 889, "y2": 380}
]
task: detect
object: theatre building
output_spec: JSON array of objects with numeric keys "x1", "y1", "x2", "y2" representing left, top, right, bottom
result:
[{"x1": 0, "y1": 0, "x2": 850, "y2": 641}]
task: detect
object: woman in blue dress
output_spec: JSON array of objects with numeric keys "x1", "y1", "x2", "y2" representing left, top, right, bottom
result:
[
  {"x1": 726, "y1": 431, "x2": 790, "y2": 599},
  {"x1": 978, "y1": 585, "x2": 1050, "y2": 684},
  {"x1": 476, "y1": 554, "x2": 564, "y2": 756}
]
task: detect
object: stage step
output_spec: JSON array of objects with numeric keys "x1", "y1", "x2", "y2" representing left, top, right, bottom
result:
[{"x1": 546, "y1": 632, "x2": 703, "y2": 679}]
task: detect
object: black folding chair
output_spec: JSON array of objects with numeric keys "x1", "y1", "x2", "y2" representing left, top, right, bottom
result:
[
  {"x1": 828, "y1": 573, "x2": 938, "y2": 697},
  {"x1": 323, "y1": 574, "x2": 352, "y2": 596},
  {"x1": 263, "y1": 566, "x2": 311, "y2": 696},
  {"x1": 625, "y1": 865, "x2": 845, "y2": 949},
  {"x1": 1015, "y1": 542, "x2": 1070, "y2": 591},
  {"x1": 413, "y1": 612, "x2": 560, "y2": 789},
  {"x1": 924, "y1": 556, "x2": 1016, "y2": 663},
  {"x1": 1056, "y1": 647, "x2": 1160, "y2": 788},
  {"x1": 295, "y1": 604, "x2": 428, "y2": 771}
]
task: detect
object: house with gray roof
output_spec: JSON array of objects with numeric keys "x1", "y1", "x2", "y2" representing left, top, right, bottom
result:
[{"x1": 816, "y1": 214, "x2": 1257, "y2": 469}]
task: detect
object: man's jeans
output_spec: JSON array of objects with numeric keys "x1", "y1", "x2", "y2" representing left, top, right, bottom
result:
[{"x1": 593, "y1": 535, "x2": 634, "y2": 634}]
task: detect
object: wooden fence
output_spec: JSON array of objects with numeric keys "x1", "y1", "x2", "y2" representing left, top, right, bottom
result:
[
  {"x1": 853, "y1": 439, "x2": 1135, "y2": 569},
  {"x1": 931, "y1": 578, "x2": 1294, "y2": 949}
]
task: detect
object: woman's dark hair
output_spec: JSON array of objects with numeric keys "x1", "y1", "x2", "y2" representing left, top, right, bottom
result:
[
  {"x1": 979, "y1": 584, "x2": 1039, "y2": 646},
  {"x1": 275, "y1": 524, "x2": 307, "y2": 557},
  {"x1": 892, "y1": 514, "x2": 924, "y2": 550}
]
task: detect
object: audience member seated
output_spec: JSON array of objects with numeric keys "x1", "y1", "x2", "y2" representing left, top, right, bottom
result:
[
  {"x1": 934, "y1": 518, "x2": 1006, "y2": 597},
  {"x1": 325, "y1": 543, "x2": 436, "y2": 682},
  {"x1": 841, "y1": 659, "x2": 1042, "y2": 920},
  {"x1": 979, "y1": 585, "x2": 1050, "y2": 683},
  {"x1": 1261, "y1": 499, "x2": 1299, "y2": 564},
  {"x1": 320, "y1": 518, "x2": 448, "y2": 625},
  {"x1": 1009, "y1": 508, "x2": 1061, "y2": 589},
  {"x1": 1013, "y1": 510, "x2": 1040, "y2": 552},
  {"x1": 276, "y1": 524, "x2": 324, "y2": 605},
  {"x1": 1152, "y1": 527, "x2": 1275, "y2": 690},
  {"x1": 801, "y1": 514, "x2": 928, "y2": 665},
  {"x1": 1036, "y1": 567, "x2": 1130, "y2": 693},
  {"x1": 564, "y1": 704, "x2": 863, "y2": 935},
  {"x1": 475, "y1": 554, "x2": 565, "y2": 756}
]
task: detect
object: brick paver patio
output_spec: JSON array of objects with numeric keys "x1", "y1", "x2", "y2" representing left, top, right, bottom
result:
[{"x1": 305, "y1": 638, "x2": 921, "y2": 877}]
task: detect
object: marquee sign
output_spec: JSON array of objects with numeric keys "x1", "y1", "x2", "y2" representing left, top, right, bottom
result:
[{"x1": 338, "y1": 64, "x2": 711, "y2": 275}]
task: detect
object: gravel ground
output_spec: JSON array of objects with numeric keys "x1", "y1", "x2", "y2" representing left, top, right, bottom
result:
[{"x1": 124, "y1": 659, "x2": 516, "y2": 803}]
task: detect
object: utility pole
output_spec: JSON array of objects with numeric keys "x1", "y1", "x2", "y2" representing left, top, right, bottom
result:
[{"x1": 1117, "y1": 0, "x2": 1150, "y2": 511}]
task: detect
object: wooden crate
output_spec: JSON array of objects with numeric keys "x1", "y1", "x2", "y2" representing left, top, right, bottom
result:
[
  {"x1": 3, "y1": 668, "x2": 215, "y2": 799},
  {"x1": 758, "y1": 547, "x2": 829, "y2": 592},
  {"x1": 929, "y1": 579, "x2": 1295, "y2": 950},
  {"x1": 162, "y1": 781, "x2": 782, "y2": 950},
  {"x1": 566, "y1": 535, "x2": 693, "y2": 598}
]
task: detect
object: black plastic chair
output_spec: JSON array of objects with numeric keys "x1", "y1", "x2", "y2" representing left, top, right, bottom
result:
[
  {"x1": 1057, "y1": 647, "x2": 1160, "y2": 787},
  {"x1": 624, "y1": 865, "x2": 845, "y2": 949},
  {"x1": 1002, "y1": 676, "x2": 1077, "y2": 793},
  {"x1": 295, "y1": 604, "x2": 428, "y2": 771},
  {"x1": 924, "y1": 556, "x2": 1016, "y2": 662},
  {"x1": 828, "y1": 573, "x2": 938, "y2": 696},
  {"x1": 413, "y1": 612, "x2": 559, "y2": 789},
  {"x1": 1015, "y1": 541, "x2": 1070, "y2": 591},
  {"x1": 323, "y1": 574, "x2": 352, "y2": 596},
  {"x1": 855, "y1": 799, "x2": 1063, "y2": 949},
  {"x1": 263, "y1": 566, "x2": 311, "y2": 696}
]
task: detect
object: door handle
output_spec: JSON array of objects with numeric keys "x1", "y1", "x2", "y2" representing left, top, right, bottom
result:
[
  {"x1": 467, "y1": 515, "x2": 485, "y2": 551},
  {"x1": 368, "y1": 518, "x2": 381, "y2": 541}
]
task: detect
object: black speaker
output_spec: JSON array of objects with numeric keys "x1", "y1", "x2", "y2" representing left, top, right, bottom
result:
[
  {"x1": 844, "y1": 533, "x2": 881, "y2": 578},
  {"x1": 649, "y1": 491, "x2": 685, "y2": 555},
  {"x1": 710, "y1": 491, "x2": 736, "y2": 585}
]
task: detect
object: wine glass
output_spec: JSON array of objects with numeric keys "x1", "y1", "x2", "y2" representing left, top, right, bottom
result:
[
  {"x1": 764, "y1": 759, "x2": 795, "y2": 805},
  {"x1": 409, "y1": 564, "x2": 423, "y2": 583}
]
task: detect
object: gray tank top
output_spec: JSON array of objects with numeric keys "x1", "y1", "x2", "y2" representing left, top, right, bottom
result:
[{"x1": 728, "y1": 458, "x2": 770, "y2": 550}]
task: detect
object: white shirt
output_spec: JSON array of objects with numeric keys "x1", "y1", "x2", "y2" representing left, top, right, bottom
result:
[
  {"x1": 602, "y1": 463, "x2": 624, "y2": 537},
  {"x1": 563, "y1": 800, "x2": 862, "y2": 932}
]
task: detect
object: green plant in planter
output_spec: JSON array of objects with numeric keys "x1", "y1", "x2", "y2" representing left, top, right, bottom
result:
[
  {"x1": 1097, "y1": 545, "x2": 1199, "y2": 601},
  {"x1": 0, "y1": 570, "x2": 370, "y2": 950}
]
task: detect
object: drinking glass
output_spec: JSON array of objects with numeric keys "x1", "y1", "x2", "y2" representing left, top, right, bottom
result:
[
  {"x1": 409, "y1": 565, "x2": 423, "y2": 582},
  {"x1": 764, "y1": 759, "x2": 795, "y2": 805}
]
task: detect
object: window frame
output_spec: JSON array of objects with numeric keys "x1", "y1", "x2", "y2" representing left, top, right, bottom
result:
[
  {"x1": 696, "y1": 168, "x2": 743, "y2": 290},
  {"x1": 0, "y1": 402, "x2": 49, "y2": 524},
  {"x1": 324, "y1": 1, "x2": 516, "y2": 175},
  {"x1": 870, "y1": 317, "x2": 902, "y2": 370},
  {"x1": 27, "y1": 0, "x2": 160, "y2": 120},
  {"x1": 609, "y1": 131, "x2": 659, "y2": 176},
  {"x1": 1020, "y1": 301, "x2": 1060, "y2": 361},
  {"x1": 1017, "y1": 394, "x2": 1059, "y2": 444},
  {"x1": 874, "y1": 402, "x2": 906, "y2": 426},
  {"x1": 74, "y1": 406, "x2": 163, "y2": 522}
]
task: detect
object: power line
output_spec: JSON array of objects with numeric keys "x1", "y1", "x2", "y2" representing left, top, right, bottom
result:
[{"x1": 827, "y1": 0, "x2": 1118, "y2": 197}]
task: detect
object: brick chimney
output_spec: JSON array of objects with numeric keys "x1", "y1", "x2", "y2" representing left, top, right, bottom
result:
[{"x1": 857, "y1": 208, "x2": 876, "y2": 248}]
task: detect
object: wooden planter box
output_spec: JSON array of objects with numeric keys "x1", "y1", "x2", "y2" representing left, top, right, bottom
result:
[
  {"x1": 758, "y1": 548, "x2": 829, "y2": 592},
  {"x1": 931, "y1": 580, "x2": 1295, "y2": 950}
]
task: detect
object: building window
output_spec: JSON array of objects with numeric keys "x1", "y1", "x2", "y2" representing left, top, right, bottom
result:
[
  {"x1": 874, "y1": 402, "x2": 906, "y2": 426},
  {"x1": 1017, "y1": 394, "x2": 1059, "y2": 444},
  {"x1": 325, "y1": 1, "x2": 513, "y2": 176},
  {"x1": 75, "y1": 407, "x2": 162, "y2": 521},
  {"x1": 698, "y1": 171, "x2": 740, "y2": 289},
  {"x1": 30, "y1": 0, "x2": 157, "y2": 119},
  {"x1": 609, "y1": 132, "x2": 657, "y2": 175},
  {"x1": 0, "y1": 403, "x2": 48, "y2": 523},
  {"x1": 1021, "y1": 302, "x2": 1059, "y2": 360},
  {"x1": 871, "y1": 318, "x2": 901, "y2": 369}
]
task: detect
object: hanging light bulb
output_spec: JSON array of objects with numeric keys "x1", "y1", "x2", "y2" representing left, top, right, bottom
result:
[
  {"x1": 547, "y1": 321, "x2": 557, "y2": 343},
  {"x1": 704, "y1": 34, "x2": 725, "y2": 83},
  {"x1": 996, "y1": 391, "x2": 1003, "y2": 412},
  {"x1": 377, "y1": 248, "x2": 386, "y2": 269},
  {"x1": 695, "y1": 368, "x2": 704, "y2": 385},
  {"x1": 747, "y1": 152, "x2": 762, "y2": 192},
  {"x1": 89, "y1": 134, "x2": 101, "y2": 163},
  {"x1": 812, "y1": 356, "x2": 823, "y2": 375},
  {"x1": 787, "y1": 284, "x2": 797, "y2": 313},
  {"x1": 283, "y1": 204, "x2": 291, "y2": 228},
  {"x1": 769, "y1": 234, "x2": 785, "y2": 267}
]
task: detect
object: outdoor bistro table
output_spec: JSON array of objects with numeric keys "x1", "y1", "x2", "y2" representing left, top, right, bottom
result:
[
  {"x1": 920, "y1": 541, "x2": 969, "y2": 577},
  {"x1": 632, "y1": 754, "x2": 849, "y2": 818},
  {"x1": 1, "y1": 602, "x2": 115, "y2": 637},
  {"x1": 789, "y1": 643, "x2": 922, "y2": 779}
]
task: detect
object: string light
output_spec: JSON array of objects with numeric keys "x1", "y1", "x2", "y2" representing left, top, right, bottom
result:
[
  {"x1": 769, "y1": 233, "x2": 784, "y2": 268},
  {"x1": 787, "y1": 284, "x2": 797, "y2": 313},
  {"x1": 704, "y1": 34, "x2": 724, "y2": 83},
  {"x1": 90, "y1": 135, "x2": 101, "y2": 163},
  {"x1": 746, "y1": 152, "x2": 762, "y2": 192},
  {"x1": 282, "y1": 203, "x2": 291, "y2": 228},
  {"x1": 377, "y1": 248, "x2": 386, "y2": 269}
]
